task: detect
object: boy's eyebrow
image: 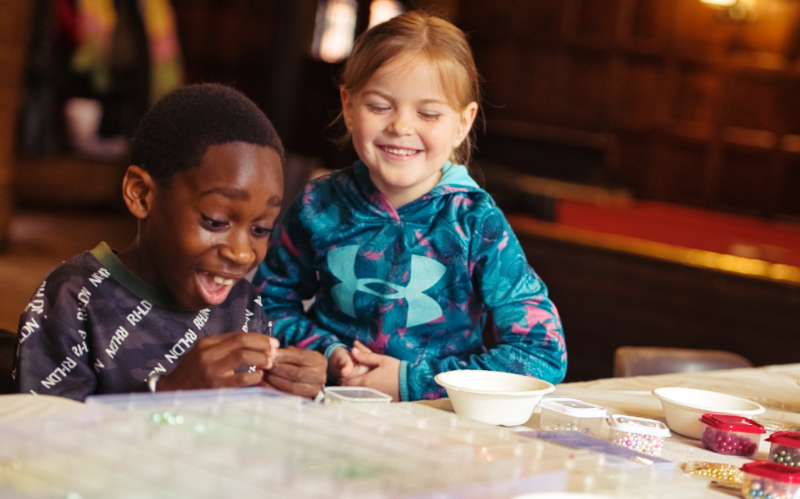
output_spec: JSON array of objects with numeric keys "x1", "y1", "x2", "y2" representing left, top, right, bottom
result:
[
  {"x1": 201, "y1": 187, "x2": 250, "y2": 200},
  {"x1": 201, "y1": 187, "x2": 282, "y2": 205}
]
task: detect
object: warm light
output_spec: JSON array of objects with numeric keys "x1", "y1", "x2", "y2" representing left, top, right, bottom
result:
[
  {"x1": 368, "y1": 0, "x2": 404, "y2": 28},
  {"x1": 311, "y1": 0, "x2": 357, "y2": 63},
  {"x1": 700, "y1": 0, "x2": 737, "y2": 7},
  {"x1": 699, "y1": 0, "x2": 769, "y2": 21}
]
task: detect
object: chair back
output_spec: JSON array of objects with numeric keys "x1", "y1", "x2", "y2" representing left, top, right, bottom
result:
[
  {"x1": 613, "y1": 346, "x2": 753, "y2": 377},
  {"x1": 0, "y1": 329, "x2": 16, "y2": 394}
]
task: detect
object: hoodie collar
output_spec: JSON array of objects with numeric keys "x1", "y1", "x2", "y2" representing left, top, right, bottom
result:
[{"x1": 352, "y1": 160, "x2": 481, "y2": 207}]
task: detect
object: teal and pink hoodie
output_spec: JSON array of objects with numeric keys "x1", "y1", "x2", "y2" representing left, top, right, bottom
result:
[{"x1": 253, "y1": 161, "x2": 567, "y2": 401}]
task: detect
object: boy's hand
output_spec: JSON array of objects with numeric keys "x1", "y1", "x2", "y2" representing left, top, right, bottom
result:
[
  {"x1": 157, "y1": 332, "x2": 279, "y2": 391},
  {"x1": 262, "y1": 346, "x2": 327, "y2": 399},
  {"x1": 329, "y1": 346, "x2": 370, "y2": 381},
  {"x1": 340, "y1": 340, "x2": 400, "y2": 401}
]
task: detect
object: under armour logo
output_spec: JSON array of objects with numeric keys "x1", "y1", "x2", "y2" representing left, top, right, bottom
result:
[{"x1": 328, "y1": 245, "x2": 445, "y2": 328}]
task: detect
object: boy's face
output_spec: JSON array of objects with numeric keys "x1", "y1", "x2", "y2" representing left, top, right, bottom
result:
[{"x1": 142, "y1": 141, "x2": 283, "y2": 310}]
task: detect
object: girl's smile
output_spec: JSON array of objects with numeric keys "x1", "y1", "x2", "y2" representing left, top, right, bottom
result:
[{"x1": 341, "y1": 53, "x2": 478, "y2": 209}]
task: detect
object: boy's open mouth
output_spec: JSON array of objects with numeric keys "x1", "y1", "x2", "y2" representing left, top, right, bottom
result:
[{"x1": 196, "y1": 271, "x2": 237, "y2": 305}]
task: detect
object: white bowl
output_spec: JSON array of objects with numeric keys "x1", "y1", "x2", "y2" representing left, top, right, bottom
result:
[
  {"x1": 652, "y1": 386, "x2": 765, "y2": 439},
  {"x1": 434, "y1": 370, "x2": 555, "y2": 426}
]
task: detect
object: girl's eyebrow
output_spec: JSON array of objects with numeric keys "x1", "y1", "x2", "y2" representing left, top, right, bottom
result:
[
  {"x1": 362, "y1": 89, "x2": 448, "y2": 106},
  {"x1": 361, "y1": 89, "x2": 392, "y2": 101}
]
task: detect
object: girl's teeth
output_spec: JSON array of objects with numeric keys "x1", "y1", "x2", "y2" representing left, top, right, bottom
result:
[{"x1": 384, "y1": 147, "x2": 415, "y2": 155}]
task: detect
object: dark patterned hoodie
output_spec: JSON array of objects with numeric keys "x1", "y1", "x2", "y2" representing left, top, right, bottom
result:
[{"x1": 13, "y1": 242, "x2": 267, "y2": 401}]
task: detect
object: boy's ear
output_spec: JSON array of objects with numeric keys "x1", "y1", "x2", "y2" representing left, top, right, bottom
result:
[{"x1": 122, "y1": 165, "x2": 156, "y2": 220}]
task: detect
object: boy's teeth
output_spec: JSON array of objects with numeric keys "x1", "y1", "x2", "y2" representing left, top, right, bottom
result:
[{"x1": 213, "y1": 276, "x2": 234, "y2": 285}]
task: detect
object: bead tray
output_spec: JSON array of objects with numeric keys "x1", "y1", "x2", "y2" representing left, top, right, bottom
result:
[{"x1": 0, "y1": 388, "x2": 707, "y2": 498}]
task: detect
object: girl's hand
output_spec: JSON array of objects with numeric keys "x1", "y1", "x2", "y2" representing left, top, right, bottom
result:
[
  {"x1": 328, "y1": 346, "x2": 354, "y2": 381},
  {"x1": 340, "y1": 340, "x2": 400, "y2": 401},
  {"x1": 329, "y1": 346, "x2": 371, "y2": 381}
]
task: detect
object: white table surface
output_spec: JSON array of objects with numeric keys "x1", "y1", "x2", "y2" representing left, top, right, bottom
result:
[
  {"x1": 4, "y1": 364, "x2": 800, "y2": 497},
  {"x1": 418, "y1": 364, "x2": 800, "y2": 497}
]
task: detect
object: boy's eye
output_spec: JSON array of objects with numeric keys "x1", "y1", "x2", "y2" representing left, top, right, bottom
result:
[
  {"x1": 251, "y1": 225, "x2": 272, "y2": 238},
  {"x1": 201, "y1": 215, "x2": 229, "y2": 231}
]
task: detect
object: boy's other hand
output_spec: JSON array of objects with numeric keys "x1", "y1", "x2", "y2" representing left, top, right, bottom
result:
[
  {"x1": 157, "y1": 332, "x2": 279, "y2": 391},
  {"x1": 262, "y1": 346, "x2": 327, "y2": 399},
  {"x1": 340, "y1": 340, "x2": 400, "y2": 401}
]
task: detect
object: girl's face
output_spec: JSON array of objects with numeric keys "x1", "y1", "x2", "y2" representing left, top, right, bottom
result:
[{"x1": 341, "y1": 54, "x2": 478, "y2": 209}]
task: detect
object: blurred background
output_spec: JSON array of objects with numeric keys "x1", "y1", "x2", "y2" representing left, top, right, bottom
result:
[{"x1": 1, "y1": 0, "x2": 800, "y2": 381}]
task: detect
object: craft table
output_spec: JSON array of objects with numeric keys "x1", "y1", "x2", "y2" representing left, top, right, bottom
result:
[{"x1": 2, "y1": 364, "x2": 799, "y2": 498}]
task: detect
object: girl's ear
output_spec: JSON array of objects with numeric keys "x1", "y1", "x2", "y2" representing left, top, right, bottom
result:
[
  {"x1": 455, "y1": 101, "x2": 479, "y2": 148},
  {"x1": 340, "y1": 87, "x2": 354, "y2": 132},
  {"x1": 122, "y1": 165, "x2": 156, "y2": 220}
]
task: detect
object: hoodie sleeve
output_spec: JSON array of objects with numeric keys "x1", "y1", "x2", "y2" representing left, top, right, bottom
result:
[
  {"x1": 404, "y1": 204, "x2": 567, "y2": 401},
  {"x1": 14, "y1": 275, "x2": 99, "y2": 401},
  {"x1": 253, "y1": 191, "x2": 346, "y2": 357}
]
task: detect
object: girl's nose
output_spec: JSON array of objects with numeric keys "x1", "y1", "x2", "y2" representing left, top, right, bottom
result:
[
  {"x1": 388, "y1": 112, "x2": 413, "y2": 136},
  {"x1": 220, "y1": 233, "x2": 256, "y2": 266}
]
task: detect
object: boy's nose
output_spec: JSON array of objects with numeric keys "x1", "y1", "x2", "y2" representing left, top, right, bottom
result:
[{"x1": 220, "y1": 235, "x2": 256, "y2": 266}]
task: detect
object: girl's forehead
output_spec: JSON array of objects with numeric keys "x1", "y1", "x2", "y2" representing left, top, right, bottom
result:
[
  {"x1": 366, "y1": 52, "x2": 467, "y2": 109},
  {"x1": 378, "y1": 51, "x2": 436, "y2": 78},
  {"x1": 359, "y1": 56, "x2": 459, "y2": 102}
]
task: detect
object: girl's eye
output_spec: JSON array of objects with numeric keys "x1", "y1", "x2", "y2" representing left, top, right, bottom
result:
[
  {"x1": 251, "y1": 225, "x2": 272, "y2": 238},
  {"x1": 202, "y1": 215, "x2": 229, "y2": 231},
  {"x1": 420, "y1": 112, "x2": 441, "y2": 121},
  {"x1": 367, "y1": 104, "x2": 390, "y2": 113}
]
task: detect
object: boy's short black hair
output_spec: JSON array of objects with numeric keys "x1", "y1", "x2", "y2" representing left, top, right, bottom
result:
[{"x1": 130, "y1": 83, "x2": 284, "y2": 184}]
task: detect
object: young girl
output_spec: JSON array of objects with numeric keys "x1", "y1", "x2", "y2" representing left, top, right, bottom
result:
[{"x1": 253, "y1": 11, "x2": 567, "y2": 401}]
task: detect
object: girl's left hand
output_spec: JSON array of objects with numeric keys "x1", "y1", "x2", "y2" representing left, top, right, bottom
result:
[{"x1": 340, "y1": 340, "x2": 400, "y2": 401}]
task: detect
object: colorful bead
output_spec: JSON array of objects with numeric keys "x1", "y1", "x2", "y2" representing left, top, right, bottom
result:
[
  {"x1": 770, "y1": 445, "x2": 800, "y2": 467},
  {"x1": 701, "y1": 427, "x2": 759, "y2": 457},
  {"x1": 611, "y1": 430, "x2": 665, "y2": 456},
  {"x1": 149, "y1": 411, "x2": 185, "y2": 425},
  {"x1": 743, "y1": 476, "x2": 798, "y2": 499},
  {"x1": 683, "y1": 461, "x2": 742, "y2": 489}
]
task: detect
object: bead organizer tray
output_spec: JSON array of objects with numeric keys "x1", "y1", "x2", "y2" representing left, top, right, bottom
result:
[{"x1": 1, "y1": 388, "x2": 710, "y2": 498}]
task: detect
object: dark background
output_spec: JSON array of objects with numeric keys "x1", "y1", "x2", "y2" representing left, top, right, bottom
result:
[{"x1": 2, "y1": 0, "x2": 800, "y2": 381}]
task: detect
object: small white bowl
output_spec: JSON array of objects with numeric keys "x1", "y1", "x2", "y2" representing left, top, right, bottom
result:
[
  {"x1": 652, "y1": 386, "x2": 765, "y2": 439},
  {"x1": 434, "y1": 370, "x2": 555, "y2": 426}
]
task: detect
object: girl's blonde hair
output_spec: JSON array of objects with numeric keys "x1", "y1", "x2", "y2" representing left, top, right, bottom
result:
[{"x1": 339, "y1": 11, "x2": 482, "y2": 165}]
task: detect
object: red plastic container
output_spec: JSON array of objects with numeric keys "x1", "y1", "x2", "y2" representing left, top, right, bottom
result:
[
  {"x1": 700, "y1": 413, "x2": 764, "y2": 457},
  {"x1": 767, "y1": 431, "x2": 800, "y2": 468},
  {"x1": 741, "y1": 462, "x2": 800, "y2": 499}
]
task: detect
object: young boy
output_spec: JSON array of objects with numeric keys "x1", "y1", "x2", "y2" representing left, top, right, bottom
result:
[{"x1": 12, "y1": 83, "x2": 327, "y2": 401}]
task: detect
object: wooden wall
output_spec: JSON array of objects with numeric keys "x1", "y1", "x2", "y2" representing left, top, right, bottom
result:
[
  {"x1": 12, "y1": 0, "x2": 291, "y2": 210},
  {"x1": 458, "y1": 0, "x2": 800, "y2": 220},
  {"x1": 12, "y1": 0, "x2": 800, "y2": 221},
  {"x1": 171, "y1": 0, "x2": 284, "y2": 123},
  {"x1": 0, "y1": 1, "x2": 33, "y2": 240},
  {"x1": 515, "y1": 225, "x2": 800, "y2": 382}
]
